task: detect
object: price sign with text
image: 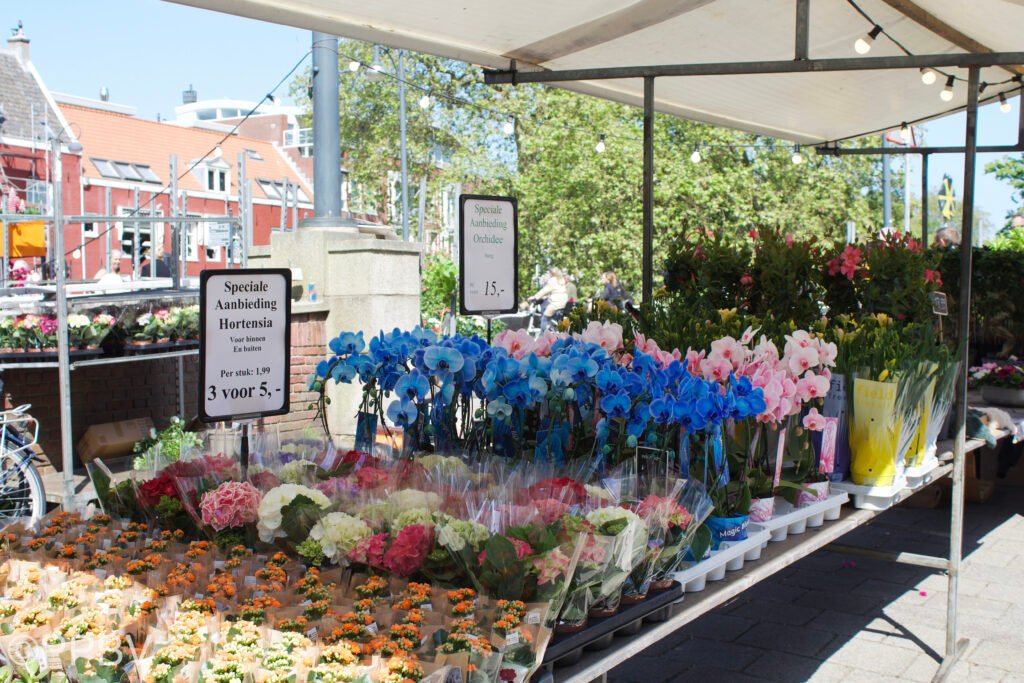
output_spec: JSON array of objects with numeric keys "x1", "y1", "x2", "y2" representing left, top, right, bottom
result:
[
  {"x1": 459, "y1": 194, "x2": 518, "y2": 315},
  {"x1": 199, "y1": 268, "x2": 291, "y2": 422}
]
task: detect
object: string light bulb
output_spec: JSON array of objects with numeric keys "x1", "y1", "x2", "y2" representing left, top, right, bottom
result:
[
  {"x1": 791, "y1": 145, "x2": 804, "y2": 165},
  {"x1": 690, "y1": 143, "x2": 701, "y2": 163},
  {"x1": 999, "y1": 92, "x2": 1012, "y2": 113},
  {"x1": 854, "y1": 25, "x2": 883, "y2": 55},
  {"x1": 940, "y1": 76, "x2": 955, "y2": 102},
  {"x1": 595, "y1": 135, "x2": 606, "y2": 154},
  {"x1": 899, "y1": 123, "x2": 911, "y2": 143},
  {"x1": 348, "y1": 60, "x2": 360, "y2": 72},
  {"x1": 503, "y1": 117, "x2": 515, "y2": 136},
  {"x1": 920, "y1": 68, "x2": 937, "y2": 85},
  {"x1": 418, "y1": 92, "x2": 431, "y2": 109}
]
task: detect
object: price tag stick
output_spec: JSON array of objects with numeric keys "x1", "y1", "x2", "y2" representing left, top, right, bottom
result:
[
  {"x1": 239, "y1": 419, "x2": 252, "y2": 479},
  {"x1": 486, "y1": 316, "x2": 493, "y2": 345}
]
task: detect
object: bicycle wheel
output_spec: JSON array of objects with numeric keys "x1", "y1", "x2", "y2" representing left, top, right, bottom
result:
[{"x1": 0, "y1": 442, "x2": 45, "y2": 524}]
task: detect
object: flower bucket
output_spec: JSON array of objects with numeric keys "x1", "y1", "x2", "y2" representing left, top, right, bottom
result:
[
  {"x1": 796, "y1": 481, "x2": 830, "y2": 508},
  {"x1": 748, "y1": 497, "x2": 776, "y2": 523},
  {"x1": 706, "y1": 514, "x2": 749, "y2": 550},
  {"x1": 849, "y1": 378, "x2": 902, "y2": 486},
  {"x1": 981, "y1": 385, "x2": 1024, "y2": 408},
  {"x1": 813, "y1": 374, "x2": 850, "y2": 482},
  {"x1": 903, "y1": 379, "x2": 935, "y2": 470}
]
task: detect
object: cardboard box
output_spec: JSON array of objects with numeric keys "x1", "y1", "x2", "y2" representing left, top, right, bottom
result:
[{"x1": 77, "y1": 418, "x2": 154, "y2": 463}]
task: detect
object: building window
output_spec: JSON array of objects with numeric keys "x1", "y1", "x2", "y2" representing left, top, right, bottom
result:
[
  {"x1": 117, "y1": 207, "x2": 162, "y2": 262},
  {"x1": 183, "y1": 216, "x2": 200, "y2": 262},
  {"x1": 91, "y1": 159, "x2": 120, "y2": 179},
  {"x1": 257, "y1": 179, "x2": 280, "y2": 200},
  {"x1": 135, "y1": 164, "x2": 161, "y2": 183},
  {"x1": 113, "y1": 162, "x2": 142, "y2": 181},
  {"x1": 83, "y1": 221, "x2": 98, "y2": 237},
  {"x1": 207, "y1": 169, "x2": 228, "y2": 193},
  {"x1": 24, "y1": 181, "x2": 48, "y2": 208}
]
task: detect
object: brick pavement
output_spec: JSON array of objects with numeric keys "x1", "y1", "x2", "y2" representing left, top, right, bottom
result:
[{"x1": 608, "y1": 484, "x2": 1024, "y2": 683}]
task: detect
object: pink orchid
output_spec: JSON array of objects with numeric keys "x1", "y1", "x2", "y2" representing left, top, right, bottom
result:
[
  {"x1": 619, "y1": 352, "x2": 634, "y2": 367},
  {"x1": 684, "y1": 348, "x2": 705, "y2": 375},
  {"x1": 494, "y1": 328, "x2": 535, "y2": 360},
  {"x1": 802, "y1": 407, "x2": 827, "y2": 431},
  {"x1": 787, "y1": 346, "x2": 820, "y2": 377},
  {"x1": 753, "y1": 337, "x2": 780, "y2": 364},
  {"x1": 700, "y1": 356, "x2": 733, "y2": 383},
  {"x1": 533, "y1": 331, "x2": 563, "y2": 357},
  {"x1": 710, "y1": 336, "x2": 745, "y2": 368},
  {"x1": 796, "y1": 373, "x2": 830, "y2": 402},
  {"x1": 577, "y1": 321, "x2": 623, "y2": 353},
  {"x1": 633, "y1": 333, "x2": 661, "y2": 356},
  {"x1": 740, "y1": 326, "x2": 760, "y2": 346},
  {"x1": 817, "y1": 340, "x2": 838, "y2": 367}
]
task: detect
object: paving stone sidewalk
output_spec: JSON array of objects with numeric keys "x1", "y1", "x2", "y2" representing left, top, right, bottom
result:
[{"x1": 609, "y1": 484, "x2": 1024, "y2": 683}]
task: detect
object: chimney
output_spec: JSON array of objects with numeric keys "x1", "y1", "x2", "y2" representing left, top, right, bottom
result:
[
  {"x1": 182, "y1": 84, "x2": 197, "y2": 104},
  {"x1": 7, "y1": 22, "x2": 29, "y2": 62},
  {"x1": 100, "y1": 87, "x2": 109, "y2": 102}
]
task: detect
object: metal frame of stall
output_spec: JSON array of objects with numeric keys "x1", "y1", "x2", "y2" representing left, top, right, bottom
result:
[
  {"x1": 483, "y1": 3, "x2": 1023, "y2": 676},
  {"x1": 0, "y1": 139, "x2": 255, "y2": 507}
]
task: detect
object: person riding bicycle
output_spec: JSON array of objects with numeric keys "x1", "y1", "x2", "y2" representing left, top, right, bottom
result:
[
  {"x1": 597, "y1": 270, "x2": 630, "y2": 309},
  {"x1": 527, "y1": 267, "x2": 570, "y2": 332}
]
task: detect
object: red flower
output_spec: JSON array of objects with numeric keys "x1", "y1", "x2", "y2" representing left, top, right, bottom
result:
[
  {"x1": 383, "y1": 524, "x2": 434, "y2": 577},
  {"x1": 499, "y1": 669, "x2": 517, "y2": 682},
  {"x1": 342, "y1": 450, "x2": 381, "y2": 469},
  {"x1": 355, "y1": 466, "x2": 390, "y2": 490},
  {"x1": 479, "y1": 536, "x2": 534, "y2": 566},
  {"x1": 138, "y1": 474, "x2": 178, "y2": 507},
  {"x1": 350, "y1": 533, "x2": 390, "y2": 568},
  {"x1": 924, "y1": 269, "x2": 943, "y2": 287},
  {"x1": 526, "y1": 477, "x2": 587, "y2": 506}
]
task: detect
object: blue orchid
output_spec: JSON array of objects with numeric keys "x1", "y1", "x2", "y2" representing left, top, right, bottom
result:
[
  {"x1": 595, "y1": 368, "x2": 624, "y2": 394},
  {"x1": 410, "y1": 326, "x2": 438, "y2": 348},
  {"x1": 649, "y1": 396, "x2": 675, "y2": 424},
  {"x1": 394, "y1": 370, "x2": 430, "y2": 402},
  {"x1": 423, "y1": 345, "x2": 464, "y2": 377},
  {"x1": 329, "y1": 331, "x2": 365, "y2": 356},
  {"x1": 600, "y1": 392, "x2": 631, "y2": 419},
  {"x1": 627, "y1": 402, "x2": 649, "y2": 437},
  {"x1": 486, "y1": 398, "x2": 513, "y2": 421},
  {"x1": 386, "y1": 398, "x2": 419, "y2": 427},
  {"x1": 503, "y1": 378, "x2": 532, "y2": 409},
  {"x1": 330, "y1": 361, "x2": 357, "y2": 384}
]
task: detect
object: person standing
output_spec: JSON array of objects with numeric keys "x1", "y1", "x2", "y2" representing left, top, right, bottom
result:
[{"x1": 528, "y1": 267, "x2": 569, "y2": 331}]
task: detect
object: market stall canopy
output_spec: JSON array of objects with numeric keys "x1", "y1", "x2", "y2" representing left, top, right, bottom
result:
[{"x1": 167, "y1": 0, "x2": 1024, "y2": 144}]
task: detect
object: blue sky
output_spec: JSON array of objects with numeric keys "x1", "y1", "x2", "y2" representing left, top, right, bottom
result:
[{"x1": 11, "y1": 0, "x2": 1022, "y2": 235}]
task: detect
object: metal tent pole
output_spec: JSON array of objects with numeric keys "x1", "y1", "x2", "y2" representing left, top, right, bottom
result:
[
  {"x1": 921, "y1": 153, "x2": 929, "y2": 245},
  {"x1": 132, "y1": 188, "x2": 140, "y2": 278},
  {"x1": 642, "y1": 76, "x2": 654, "y2": 303},
  {"x1": 51, "y1": 137, "x2": 74, "y2": 508},
  {"x1": 170, "y1": 155, "x2": 180, "y2": 289},
  {"x1": 104, "y1": 188, "x2": 112, "y2": 272},
  {"x1": 399, "y1": 49, "x2": 410, "y2": 242},
  {"x1": 946, "y1": 64, "x2": 980, "y2": 667},
  {"x1": 882, "y1": 136, "x2": 892, "y2": 228}
]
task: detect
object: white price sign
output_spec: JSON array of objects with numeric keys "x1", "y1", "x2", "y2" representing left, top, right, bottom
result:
[
  {"x1": 459, "y1": 194, "x2": 518, "y2": 315},
  {"x1": 199, "y1": 268, "x2": 291, "y2": 422}
]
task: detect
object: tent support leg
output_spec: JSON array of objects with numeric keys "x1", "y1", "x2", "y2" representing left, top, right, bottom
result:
[
  {"x1": 946, "y1": 64, "x2": 980, "y2": 672},
  {"x1": 642, "y1": 76, "x2": 654, "y2": 303},
  {"x1": 921, "y1": 152, "x2": 929, "y2": 244}
]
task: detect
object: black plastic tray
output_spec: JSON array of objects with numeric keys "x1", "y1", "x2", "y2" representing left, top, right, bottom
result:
[{"x1": 542, "y1": 582, "x2": 683, "y2": 667}]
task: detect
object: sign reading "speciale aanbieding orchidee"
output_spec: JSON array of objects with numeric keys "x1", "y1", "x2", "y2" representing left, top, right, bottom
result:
[
  {"x1": 199, "y1": 268, "x2": 291, "y2": 422},
  {"x1": 459, "y1": 194, "x2": 519, "y2": 315}
]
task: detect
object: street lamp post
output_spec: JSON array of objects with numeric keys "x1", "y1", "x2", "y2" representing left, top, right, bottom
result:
[{"x1": 365, "y1": 46, "x2": 411, "y2": 241}]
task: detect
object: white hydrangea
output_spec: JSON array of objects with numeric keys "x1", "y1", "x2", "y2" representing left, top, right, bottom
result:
[
  {"x1": 308, "y1": 512, "x2": 371, "y2": 564},
  {"x1": 257, "y1": 484, "x2": 330, "y2": 542},
  {"x1": 67, "y1": 314, "x2": 90, "y2": 329},
  {"x1": 437, "y1": 519, "x2": 491, "y2": 552},
  {"x1": 585, "y1": 485, "x2": 615, "y2": 503},
  {"x1": 390, "y1": 489, "x2": 442, "y2": 513},
  {"x1": 586, "y1": 506, "x2": 641, "y2": 533},
  {"x1": 392, "y1": 507, "x2": 435, "y2": 531}
]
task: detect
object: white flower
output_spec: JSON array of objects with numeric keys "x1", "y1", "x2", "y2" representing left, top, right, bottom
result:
[
  {"x1": 586, "y1": 506, "x2": 640, "y2": 533},
  {"x1": 136, "y1": 313, "x2": 153, "y2": 327},
  {"x1": 585, "y1": 485, "x2": 615, "y2": 503},
  {"x1": 256, "y1": 484, "x2": 330, "y2": 542},
  {"x1": 308, "y1": 512, "x2": 371, "y2": 564},
  {"x1": 390, "y1": 489, "x2": 441, "y2": 513},
  {"x1": 393, "y1": 507, "x2": 434, "y2": 531},
  {"x1": 67, "y1": 314, "x2": 90, "y2": 329},
  {"x1": 437, "y1": 519, "x2": 490, "y2": 552}
]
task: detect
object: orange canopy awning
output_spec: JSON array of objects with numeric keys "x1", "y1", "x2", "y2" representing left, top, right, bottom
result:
[{"x1": 8, "y1": 220, "x2": 47, "y2": 258}]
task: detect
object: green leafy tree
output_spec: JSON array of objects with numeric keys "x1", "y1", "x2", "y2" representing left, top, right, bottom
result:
[{"x1": 986, "y1": 153, "x2": 1024, "y2": 226}]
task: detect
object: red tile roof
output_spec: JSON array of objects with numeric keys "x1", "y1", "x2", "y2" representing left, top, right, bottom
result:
[{"x1": 59, "y1": 104, "x2": 311, "y2": 200}]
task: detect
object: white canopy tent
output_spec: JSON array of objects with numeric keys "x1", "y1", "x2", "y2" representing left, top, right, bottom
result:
[
  {"x1": 164, "y1": 1, "x2": 1023, "y2": 678},
  {"x1": 167, "y1": 0, "x2": 1024, "y2": 143}
]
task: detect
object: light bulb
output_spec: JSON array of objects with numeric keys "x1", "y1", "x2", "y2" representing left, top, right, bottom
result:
[
  {"x1": 595, "y1": 135, "x2": 606, "y2": 154},
  {"x1": 72, "y1": 248, "x2": 81, "y2": 260},
  {"x1": 854, "y1": 25, "x2": 882, "y2": 55},
  {"x1": 940, "y1": 76, "x2": 955, "y2": 102},
  {"x1": 690, "y1": 143, "x2": 701, "y2": 163},
  {"x1": 418, "y1": 93, "x2": 430, "y2": 109},
  {"x1": 503, "y1": 118, "x2": 515, "y2": 136},
  {"x1": 920, "y1": 68, "x2": 937, "y2": 85},
  {"x1": 899, "y1": 123, "x2": 911, "y2": 143},
  {"x1": 999, "y1": 92, "x2": 1012, "y2": 113},
  {"x1": 348, "y1": 60, "x2": 360, "y2": 72},
  {"x1": 371, "y1": 62, "x2": 384, "y2": 75},
  {"x1": 791, "y1": 146, "x2": 804, "y2": 164}
]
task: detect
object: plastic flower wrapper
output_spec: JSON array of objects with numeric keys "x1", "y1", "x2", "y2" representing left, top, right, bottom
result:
[
  {"x1": 167, "y1": 452, "x2": 245, "y2": 543},
  {"x1": 650, "y1": 479, "x2": 715, "y2": 582},
  {"x1": 582, "y1": 506, "x2": 648, "y2": 616},
  {"x1": 555, "y1": 519, "x2": 608, "y2": 631},
  {"x1": 256, "y1": 484, "x2": 331, "y2": 545},
  {"x1": 301, "y1": 511, "x2": 372, "y2": 567}
]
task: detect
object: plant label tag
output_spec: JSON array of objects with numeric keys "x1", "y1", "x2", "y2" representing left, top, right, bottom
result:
[
  {"x1": 526, "y1": 610, "x2": 541, "y2": 624},
  {"x1": 774, "y1": 428, "x2": 787, "y2": 489},
  {"x1": 421, "y1": 603, "x2": 432, "y2": 612},
  {"x1": 243, "y1": 576, "x2": 258, "y2": 587},
  {"x1": 930, "y1": 292, "x2": 948, "y2": 316},
  {"x1": 819, "y1": 417, "x2": 838, "y2": 474},
  {"x1": 505, "y1": 630, "x2": 520, "y2": 646},
  {"x1": 367, "y1": 622, "x2": 379, "y2": 635}
]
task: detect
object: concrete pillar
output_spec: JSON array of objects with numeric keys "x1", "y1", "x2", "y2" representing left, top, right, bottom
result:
[{"x1": 249, "y1": 228, "x2": 421, "y2": 439}]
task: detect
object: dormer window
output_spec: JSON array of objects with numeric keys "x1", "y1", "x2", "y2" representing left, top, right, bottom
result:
[
  {"x1": 207, "y1": 168, "x2": 227, "y2": 192},
  {"x1": 198, "y1": 158, "x2": 231, "y2": 193}
]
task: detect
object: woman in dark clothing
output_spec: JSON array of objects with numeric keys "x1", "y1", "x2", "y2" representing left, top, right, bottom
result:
[{"x1": 597, "y1": 271, "x2": 629, "y2": 307}]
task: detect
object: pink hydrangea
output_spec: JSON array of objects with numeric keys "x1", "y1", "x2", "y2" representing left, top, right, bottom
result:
[
  {"x1": 350, "y1": 532, "x2": 389, "y2": 568},
  {"x1": 383, "y1": 524, "x2": 434, "y2": 577},
  {"x1": 199, "y1": 481, "x2": 261, "y2": 531},
  {"x1": 533, "y1": 547, "x2": 571, "y2": 584}
]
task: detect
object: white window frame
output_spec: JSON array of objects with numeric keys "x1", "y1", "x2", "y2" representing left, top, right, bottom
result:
[{"x1": 116, "y1": 206, "x2": 163, "y2": 260}]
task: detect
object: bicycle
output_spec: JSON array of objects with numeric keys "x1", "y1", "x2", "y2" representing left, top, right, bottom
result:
[{"x1": 0, "y1": 404, "x2": 47, "y2": 524}]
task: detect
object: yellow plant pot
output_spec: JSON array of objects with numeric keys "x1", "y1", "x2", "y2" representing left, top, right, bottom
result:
[{"x1": 849, "y1": 378, "x2": 901, "y2": 486}]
